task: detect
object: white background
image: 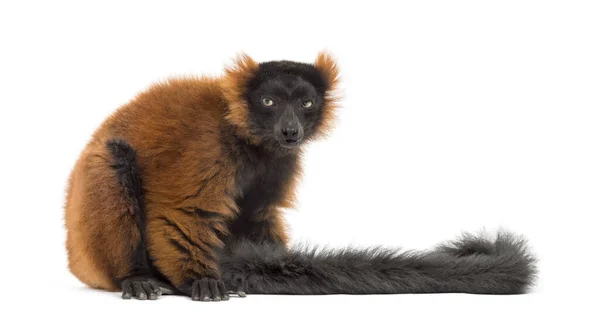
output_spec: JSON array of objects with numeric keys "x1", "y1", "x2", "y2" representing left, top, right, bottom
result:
[{"x1": 1, "y1": 0, "x2": 598, "y2": 317}]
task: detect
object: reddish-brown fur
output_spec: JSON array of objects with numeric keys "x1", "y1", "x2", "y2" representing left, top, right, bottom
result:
[{"x1": 65, "y1": 52, "x2": 340, "y2": 293}]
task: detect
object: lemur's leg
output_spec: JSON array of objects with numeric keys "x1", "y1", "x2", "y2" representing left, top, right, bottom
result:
[
  {"x1": 66, "y1": 139, "x2": 171, "y2": 300},
  {"x1": 147, "y1": 206, "x2": 231, "y2": 301},
  {"x1": 105, "y1": 139, "x2": 175, "y2": 300}
]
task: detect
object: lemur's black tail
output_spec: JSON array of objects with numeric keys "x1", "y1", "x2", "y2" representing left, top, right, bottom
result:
[{"x1": 219, "y1": 232, "x2": 536, "y2": 295}]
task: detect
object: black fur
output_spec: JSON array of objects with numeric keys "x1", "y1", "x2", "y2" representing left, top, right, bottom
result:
[
  {"x1": 219, "y1": 232, "x2": 537, "y2": 295},
  {"x1": 232, "y1": 152, "x2": 298, "y2": 243},
  {"x1": 106, "y1": 139, "x2": 151, "y2": 277},
  {"x1": 221, "y1": 129, "x2": 299, "y2": 245},
  {"x1": 249, "y1": 61, "x2": 328, "y2": 94},
  {"x1": 177, "y1": 207, "x2": 223, "y2": 219},
  {"x1": 242, "y1": 62, "x2": 328, "y2": 150}
]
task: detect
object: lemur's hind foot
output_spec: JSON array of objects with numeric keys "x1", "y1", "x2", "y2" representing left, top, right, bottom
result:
[{"x1": 121, "y1": 276, "x2": 174, "y2": 300}]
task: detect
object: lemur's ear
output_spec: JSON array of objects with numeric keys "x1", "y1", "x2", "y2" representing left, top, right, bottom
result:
[
  {"x1": 314, "y1": 51, "x2": 340, "y2": 92},
  {"x1": 312, "y1": 51, "x2": 342, "y2": 138},
  {"x1": 222, "y1": 53, "x2": 259, "y2": 104},
  {"x1": 222, "y1": 53, "x2": 260, "y2": 143}
]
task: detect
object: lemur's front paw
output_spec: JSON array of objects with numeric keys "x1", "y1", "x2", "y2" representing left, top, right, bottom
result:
[
  {"x1": 191, "y1": 278, "x2": 229, "y2": 301},
  {"x1": 121, "y1": 277, "x2": 166, "y2": 300}
]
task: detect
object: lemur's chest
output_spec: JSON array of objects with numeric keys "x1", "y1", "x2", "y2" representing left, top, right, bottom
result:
[
  {"x1": 224, "y1": 152, "x2": 297, "y2": 243},
  {"x1": 233, "y1": 153, "x2": 298, "y2": 213}
]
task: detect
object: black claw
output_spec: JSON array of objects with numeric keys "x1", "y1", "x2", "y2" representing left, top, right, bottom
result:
[
  {"x1": 232, "y1": 274, "x2": 247, "y2": 293},
  {"x1": 122, "y1": 281, "x2": 133, "y2": 299},
  {"x1": 199, "y1": 278, "x2": 210, "y2": 300},
  {"x1": 132, "y1": 282, "x2": 145, "y2": 299},
  {"x1": 149, "y1": 281, "x2": 162, "y2": 296},
  {"x1": 141, "y1": 282, "x2": 155, "y2": 300},
  {"x1": 217, "y1": 280, "x2": 227, "y2": 295},
  {"x1": 209, "y1": 280, "x2": 220, "y2": 300},
  {"x1": 138, "y1": 291, "x2": 147, "y2": 300},
  {"x1": 191, "y1": 280, "x2": 201, "y2": 301}
]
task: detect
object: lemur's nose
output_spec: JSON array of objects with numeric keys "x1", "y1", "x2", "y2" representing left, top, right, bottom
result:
[
  {"x1": 281, "y1": 126, "x2": 299, "y2": 138},
  {"x1": 278, "y1": 107, "x2": 304, "y2": 145}
]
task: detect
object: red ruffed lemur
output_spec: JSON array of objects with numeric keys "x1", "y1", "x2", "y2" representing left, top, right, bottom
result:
[{"x1": 65, "y1": 52, "x2": 536, "y2": 301}]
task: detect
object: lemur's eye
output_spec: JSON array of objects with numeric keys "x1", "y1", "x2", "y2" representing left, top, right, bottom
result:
[
  {"x1": 302, "y1": 100, "x2": 313, "y2": 108},
  {"x1": 262, "y1": 98, "x2": 275, "y2": 107}
]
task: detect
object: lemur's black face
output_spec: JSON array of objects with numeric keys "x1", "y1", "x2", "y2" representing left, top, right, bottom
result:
[{"x1": 245, "y1": 61, "x2": 328, "y2": 149}]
